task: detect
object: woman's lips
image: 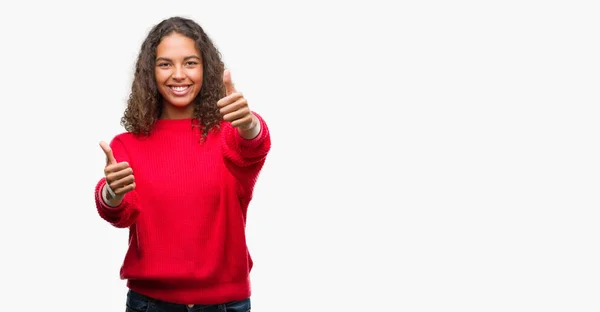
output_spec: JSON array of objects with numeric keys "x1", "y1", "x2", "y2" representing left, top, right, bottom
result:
[{"x1": 169, "y1": 85, "x2": 191, "y2": 96}]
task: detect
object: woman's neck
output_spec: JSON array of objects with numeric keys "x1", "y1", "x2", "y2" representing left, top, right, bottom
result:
[{"x1": 160, "y1": 103, "x2": 195, "y2": 120}]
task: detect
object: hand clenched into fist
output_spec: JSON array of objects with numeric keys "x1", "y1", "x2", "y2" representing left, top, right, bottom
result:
[
  {"x1": 99, "y1": 141, "x2": 136, "y2": 205},
  {"x1": 217, "y1": 69, "x2": 260, "y2": 139}
]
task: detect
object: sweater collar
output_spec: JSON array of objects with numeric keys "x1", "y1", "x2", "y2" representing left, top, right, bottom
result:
[{"x1": 153, "y1": 118, "x2": 200, "y2": 131}]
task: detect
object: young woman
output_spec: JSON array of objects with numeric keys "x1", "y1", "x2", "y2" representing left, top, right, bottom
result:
[{"x1": 94, "y1": 16, "x2": 270, "y2": 312}]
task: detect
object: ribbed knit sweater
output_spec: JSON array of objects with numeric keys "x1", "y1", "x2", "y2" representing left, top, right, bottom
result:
[{"x1": 93, "y1": 113, "x2": 270, "y2": 304}]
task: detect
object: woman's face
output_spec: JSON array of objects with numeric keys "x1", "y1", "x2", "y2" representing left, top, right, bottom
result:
[{"x1": 155, "y1": 32, "x2": 203, "y2": 119}]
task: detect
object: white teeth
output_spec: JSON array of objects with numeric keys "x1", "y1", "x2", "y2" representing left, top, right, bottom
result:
[{"x1": 170, "y1": 86, "x2": 189, "y2": 91}]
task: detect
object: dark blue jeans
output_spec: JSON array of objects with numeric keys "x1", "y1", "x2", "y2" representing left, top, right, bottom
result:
[{"x1": 126, "y1": 289, "x2": 251, "y2": 312}]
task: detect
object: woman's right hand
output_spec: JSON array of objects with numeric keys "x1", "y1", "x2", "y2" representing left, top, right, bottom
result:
[{"x1": 99, "y1": 141, "x2": 136, "y2": 205}]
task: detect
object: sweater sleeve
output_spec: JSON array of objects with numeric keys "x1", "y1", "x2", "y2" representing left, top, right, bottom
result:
[
  {"x1": 94, "y1": 136, "x2": 141, "y2": 228},
  {"x1": 221, "y1": 112, "x2": 271, "y2": 199}
]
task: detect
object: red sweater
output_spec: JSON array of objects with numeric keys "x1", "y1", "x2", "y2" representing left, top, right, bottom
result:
[{"x1": 93, "y1": 113, "x2": 270, "y2": 304}]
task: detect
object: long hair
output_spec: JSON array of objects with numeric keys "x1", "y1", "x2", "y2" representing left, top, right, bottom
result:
[{"x1": 121, "y1": 16, "x2": 225, "y2": 138}]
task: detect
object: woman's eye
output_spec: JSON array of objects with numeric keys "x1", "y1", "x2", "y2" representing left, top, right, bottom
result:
[
  {"x1": 186, "y1": 61, "x2": 198, "y2": 66},
  {"x1": 158, "y1": 63, "x2": 170, "y2": 67}
]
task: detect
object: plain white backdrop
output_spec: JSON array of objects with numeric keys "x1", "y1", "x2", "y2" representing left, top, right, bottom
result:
[{"x1": 0, "y1": 0, "x2": 599, "y2": 311}]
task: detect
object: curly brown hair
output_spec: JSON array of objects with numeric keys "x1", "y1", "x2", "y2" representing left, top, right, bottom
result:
[{"x1": 121, "y1": 16, "x2": 225, "y2": 139}]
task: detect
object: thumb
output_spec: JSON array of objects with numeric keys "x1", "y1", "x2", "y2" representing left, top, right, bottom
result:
[
  {"x1": 223, "y1": 69, "x2": 236, "y2": 95},
  {"x1": 99, "y1": 141, "x2": 117, "y2": 166}
]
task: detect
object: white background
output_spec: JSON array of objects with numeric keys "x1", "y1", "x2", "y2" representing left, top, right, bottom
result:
[{"x1": 0, "y1": 0, "x2": 598, "y2": 311}]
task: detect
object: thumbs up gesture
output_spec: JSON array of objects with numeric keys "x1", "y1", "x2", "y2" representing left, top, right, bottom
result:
[
  {"x1": 217, "y1": 69, "x2": 258, "y2": 132},
  {"x1": 99, "y1": 141, "x2": 136, "y2": 203}
]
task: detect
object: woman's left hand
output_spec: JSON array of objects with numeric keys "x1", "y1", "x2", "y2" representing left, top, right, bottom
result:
[{"x1": 217, "y1": 69, "x2": 258, "y2": 131}]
